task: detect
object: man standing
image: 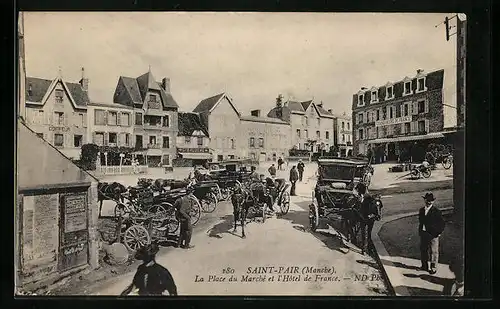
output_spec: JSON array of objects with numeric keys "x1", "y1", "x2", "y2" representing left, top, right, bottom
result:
[
  {"x1": 120, "y1": 243, "x2": 178, "y2": 296},
  {"x1": 249, "y1": 166, "x2": 261, "y2": 182},
  {"x1": 277, "y1": 157, "x2": 283, "y2": 170},
  {"x1": 174, "y1": 190, "x2": 196, "y2": 249},
  {"x1": 419, "y1": 192, "x2": 445, "y2": 274},
  {"x1": 268, "y1": 164, "x2": 277, "y2": 177},
  {"x1": 289, "y1": 165, "x2": 299, "y2": 196},
  {"x1": 355, "y1": 183, "x2": 381, "y2": 255},
  {"x1": 297, "y1": 160, "x2": 305, "y2": 182}
]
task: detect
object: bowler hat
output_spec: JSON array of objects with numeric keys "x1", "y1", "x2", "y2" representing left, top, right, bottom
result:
[
  {"x1": 422, "y1": 192, "x2": 435, "y2": 201},
  {"x1": 134, "y1": 242, "x2": 159, "y2": 261}
]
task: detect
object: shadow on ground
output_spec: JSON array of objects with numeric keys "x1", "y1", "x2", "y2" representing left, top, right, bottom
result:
[
  {"x1": 278, "y1": 202, "x2": 351, "y2": 255},
  {"x1": 205, "y1": 212, "x2": 265, "y2": 239},
  {"x1": 371, "y1": 179, "x2": 453, "y2": 195}
]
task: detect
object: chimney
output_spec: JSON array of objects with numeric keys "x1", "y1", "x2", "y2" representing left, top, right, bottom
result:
[
  {"x1": 162, "y1": 77, "x2": 170, "y2": 93},
  {"x1": 317, "y1": 101, "x2": 323, "y2": 108},
  {"x1": 361, "y1": 87, "x2": 367, "y2": 90},
  {"x1": 251, "y1": 110, "x2": 261, "y2": 117},
  {"x1": 79, "y1": 67, "x2": 89, "y2": 91},
  {"x1": 328, "y1": 109, "x2": 332, "y2": 113},
  {"x1": 417, "y1": 69, "x2": 424, "y2": 74}
]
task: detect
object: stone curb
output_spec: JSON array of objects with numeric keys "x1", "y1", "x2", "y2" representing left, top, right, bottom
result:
[{"x1": 371, "y1": 206, "x2": 455, "y2": 296}]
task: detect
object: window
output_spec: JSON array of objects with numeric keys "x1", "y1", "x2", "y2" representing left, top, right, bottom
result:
[
  {"x1": 36, "y1": 133, "x2": 43, "y2": 139},
  {"x1": 55, "y1": 89, "x2": 64, "y2": 103},
  {"x1": 404, "y1": 123, "x2": 411, "y2": 134},
  {"x1": 185, "y1": 136, "x2": 191, "y2": 144},
  {"x1": 95, "y1": 110, "x2": 106, "y2": 125},
  {"x1": 163, "y1": 136, "x2": 170, "y2": 148},
  {"x1": 74, "y1": 134, "x2": 83, "y2": 147},
  {"x1": 316, "y1": 131, "x2": 320, "y2": 139},
  {"x1": 163, "y1": 155, "x2": 170, "y2": 166},
  {"x1": 296, "y1": 129, "x2": 301, "y2": 138},
  {"x1": 358, "y1": 129, "x2": 364, "y2": 140},
  {"x1": 386, "y1": 86, "x2": 394, "y2": 99},
  {"x1": 317, "y1": 118, "x2": 320, "y2": 126},
  {"x1": 366, "y1": 127, "x2": 371, "y2": 139},
  {"x1": 417, "y1": 78, "x2": 426, "y2": 92},
  {"x1": 121, "y1": 113, "x2": 130, "y2": 126},
  {"x1": 197, "y1": 137, "x2": 203, "y2": 146},
  {"x1": 341, "y1": 121, "x2": 345, "y2": 130},
  {"x1": 358, "y1": 113, "x2": 363, "y2": 124},
  {"x1": 376, "y1": 109, "x2": 380, "y2": 121},
  {"x1": 108, "y1": 111, "x2": 117, "y2": 126},
  {"x1": 135, "y1": 112, "x2": 143, "y2": 125},
  {"x1": 404, "y1": 104, "x2": 410, "y2": 116},
  {"x1": 136, "y1": 135, "x2": 143, "y2": 148},
  {"x1": 149, "y1": 135, "x2": 157, "y2": 146},
  {"x1": 250, "y1": 137, "x2": 255, "y2": 147},
  {"x1": 404, "y1": 81, "x2": 412, "y2": 95},
  {"x1": 418, "y1": 120, "x2": 426, "y2": 133},
  {"x1": 54, "y1": 134, "x2": 64, "y2": 146},
  {"x1": 34, "y1": 110, "x2": 44, "y2": 124},
  {"x1": 148, "y1": 94, "x2": 157, "y2": 102},
  {"x1": 78, "y1": 113, "x2": 84, "y2": 127},
  {"x1": 55, "y1": 112, "x2": 64, "y2": 125},
  {"x1": 109, "y1": 133, "x2": 117, "y2": 145},
  {"x1": 94, "y1": 132, "x2": 104, "y2": 146},
  {"x1": 217, "y1": 155, "x2": 223, "y2": 162},
  {"x1": 389, "y1": 106, "x2": 394, "y2": 119},
  {"x1": 342, "y1": 134, "x2": 345, "y2": 142},
  {"x1": 347, "y1": 122, "x2": 350, "y2": 130},
  {"x1": 387, "y1": 125, "x2": 393, "y2": 136},
  {"x1": 305, "y1": 129, "x2": 308, "y2": 138},
  {"x1": 163, "y1": 116, "x2": 170, "y2": 127},
  {"x1": 371, "y1": 91, "x2": 378, "y2": 102},
  {"x1": 358, "y1": 94, "x2": 365, "y2": 106},
  {"x1": 325, "y1": 131, "x2": 330, "y2": 139},
  {"x1": 418, "y1": 100, "x2": 425, "y2": 113},
  {"x1": 230, "y1": 139, "x2": 235, "y2": 149},
  {"x1": 125, "y1": 134, "x2": 130, "y2": 146},
  {"x1": 258, "y1": 138, "x2": 264, "y2": 148},
  {"x1": 304, "y1": 116, "x2": 308, "y2": 126}
]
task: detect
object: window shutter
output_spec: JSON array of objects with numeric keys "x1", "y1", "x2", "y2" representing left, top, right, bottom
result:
[
  {"x1": 117, "y1": 113, "x2": 121, "y2": 126},
  {"x1": 425, "y1": 119, "x2": 430, "y2": 133},
  {"x1": 104, "y1": 132, "x2": 109, "y2": 146},
  {"x1": 425, "y1": 100, "x2": 429, "y2": 113},
  {"x1": 412, "y1": 102, "x2": 418, "y2": 115}
]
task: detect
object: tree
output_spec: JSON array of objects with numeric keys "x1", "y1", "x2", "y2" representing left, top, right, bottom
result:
[{"x1": 80, "y1": 143, "x2": 99, "y2": 170}]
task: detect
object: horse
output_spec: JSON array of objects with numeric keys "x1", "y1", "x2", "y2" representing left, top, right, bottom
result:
[
  {"x1": 97, "y1": 182, "x2": 128, "y2": 217},
  {"x1": 230, "y1": 181, "x2": 253, "y2": 238}
]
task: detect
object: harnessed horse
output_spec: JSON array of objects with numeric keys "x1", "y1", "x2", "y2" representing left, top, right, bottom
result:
[
  {"x1": 97, "y1": 182, "x2": 128, "y2": 217},
  {"x1": 230, "y1": 181, "x2": 252, "y2": 238}
]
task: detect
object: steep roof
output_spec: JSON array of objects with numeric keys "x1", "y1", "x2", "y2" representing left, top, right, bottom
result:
[
  {"x1": 192, "y1": 93, "x2": 225, "y2": 113},
  {"x1": 178, "y1": 112, "x2": 209, "y2": 137},
  {"x1": 113, "y1": 70, "x2": 179, "y2": 109},
  {"x1": 352, "y1": 69, "x2": 445, "y2": 110},
  {"x1": 267, "y1": 100, "x2": 334, "y2": 121},
  {"x1": 25, "y1": 77, "x2": 89, "y2": 107},
  {"x1": 17, "y1": 119, "x2": 97, "y2": 190}
]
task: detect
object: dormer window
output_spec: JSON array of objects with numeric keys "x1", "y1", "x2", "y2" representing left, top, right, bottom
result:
[
  {"x1": 416, "y1": 77, "x2": 427, "y2": 93},
  {"x1": 370, "y1": 89, "x2": 378, "y2": 103},
  {"x1": 148, "y1": 94, "x2": 157, "y2": 102},
  {"x1": 55, "y1": 89, "x2": 64, "y2": 103},
  {"x1": 386, "y1": 85, "x2": 394, "y2": 100},
  {"x1": 357, "y1": 93, "x2": 365, "y2": 106},
  {"x1": 403, "y1": 80, "x2": 413, "y2": 96}
]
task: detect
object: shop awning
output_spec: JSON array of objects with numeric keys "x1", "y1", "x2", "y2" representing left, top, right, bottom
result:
[
  {"x1": 367, "y1": 132, "x2": 446, "y2": 144},
  {"x1": 179, "y1": 152, "x2": 213, "y2": 160}
]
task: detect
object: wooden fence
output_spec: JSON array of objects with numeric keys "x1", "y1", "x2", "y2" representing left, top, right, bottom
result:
[{"x1": 96, "y1": 165, "x2": 148, "y2": 176}]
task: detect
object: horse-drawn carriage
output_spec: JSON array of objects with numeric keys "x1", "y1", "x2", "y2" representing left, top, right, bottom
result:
[
  {"x1": 309, "y1": 158, "x2": 383, "y2": 248},
  {"x1": 426, "y1": 144, "x2": 453, "y2": 169},
  {"x1": 200, "y1": 159, "x2": 253, "y2": 201}
]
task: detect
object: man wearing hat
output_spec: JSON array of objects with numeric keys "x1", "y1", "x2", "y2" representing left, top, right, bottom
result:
[
  {"x1": 174, "y1": 188, "x2": 196, "y2": 249},
  {"x1": 419, "y1": 192, "x2": 445, "y2": 274},
  {"x1": 120, "y1": 243, "x2": 178, "y2": 296},
  {"x1": 297, "y1": 160, "x2": 305, "y2": 182}
]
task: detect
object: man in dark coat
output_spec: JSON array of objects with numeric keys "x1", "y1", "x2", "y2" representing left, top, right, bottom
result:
[
  {"x1": 120, "y1": 243, "x2": 178, "y2": 296},
  {"x1": 289, "y1": 166, "x2": 299, "y2": 196},
  {"x1": 277, "y1": 157, "x2": 284, "y2": 170},
  {"x1": 419, "y1": 192, "x2": 445, "y2": 274},
  {"x1": 297, "y1": 160, "x2": 305, "y2": 182},
  {"x1": 355, "y1": 183, "x2": 381, "y2": 255},
  {"x1": 174, "y1": 190, "x2": 196, "y2": 249},
  {"x1": 268, "y1": 164, "x2": 277, "y2": 177}
]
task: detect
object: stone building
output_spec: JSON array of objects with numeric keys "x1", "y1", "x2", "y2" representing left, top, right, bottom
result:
[
  {"x1": 112, "y1": 69, "x2": 179, "y2": 167},
  {"x1": 175, "y1": 112, "x2": 212, "y2": 166},
  {"x1": 240, "y1": 109, "x2": 291, "y2": 162},
  {"x1": 351, "y1": 68, "x2": 448, "y2": 163},
  {"x1": 267, "y1": 99, "x2": 335, "y2": 154},
  {"x1": 333, "y1": 112, "x2": 353, "y2": 157},
  {"x1": 193, "y1": 93, "x2": 241, "y2": 161},
  {"x1": 24, "y1": 69, "x2": 90, "y2": 160}
]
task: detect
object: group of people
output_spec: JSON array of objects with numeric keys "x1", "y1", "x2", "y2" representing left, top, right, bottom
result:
[{"x1": 266, "y1": 159, "x2": 305, "y2": 197}]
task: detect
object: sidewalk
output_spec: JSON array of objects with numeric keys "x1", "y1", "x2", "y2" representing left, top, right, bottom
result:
[{"x1": 372, "y1": 208, "x2": 462, "y2": 296}]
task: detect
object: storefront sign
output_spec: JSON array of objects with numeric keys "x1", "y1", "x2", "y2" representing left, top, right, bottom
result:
[
  {"x1": 177, "y1": 147, "x2": 210, "y2": 153},
  {"x1": 375, "y1": 116, "x2": 412, "y2": 127},
  {"x1": 64, "y1": 194, "x2": 87, "y2": 233},
  {"x1": 49, "y1": 126, "x2": 70, "y2": 132}
]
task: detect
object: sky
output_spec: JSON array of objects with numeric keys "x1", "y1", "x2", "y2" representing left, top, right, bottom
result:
[{"x1": 23, "y1": 12, "x2": 458, "y2": 126}]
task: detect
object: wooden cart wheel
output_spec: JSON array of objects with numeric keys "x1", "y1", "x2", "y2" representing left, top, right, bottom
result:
[
  {"x1": 201, "y1": 192, "x2": 218, "y2": 213},
  {"x1": 187, "y1": 195, "x2": 202, "y2": 226},
  {"x1": 280, "y1": 191, "x2": 290, "y2": 215},
  {"x1": 123, "y1": 225, "x2": 151, "y2": 252},
  {"x1": 159, "y1": 202, "x2": 179, "y2": 234}
]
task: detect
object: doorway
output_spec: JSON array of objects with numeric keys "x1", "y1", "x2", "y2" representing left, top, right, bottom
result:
[{"x1": 387, "y1": 143, "x2": 397, "y2": 161}]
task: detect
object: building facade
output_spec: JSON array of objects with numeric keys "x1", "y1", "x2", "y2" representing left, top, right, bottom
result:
[
  {"x1": 333, "y1": 112, "x2": 353, "y2": 157},
  {"x1": 193, "y1": 93, "x2": 241, "y2": 161},
  {"x1": 24, "y1": 70, "x2": 90, "y2": 160},
  {"x1": 240, "y1": 110, "x2": 291, "y2": 162},
  {"x1": 352, "y1": 69, "x2": 447, "y2": 163},
  {"x1": 112, "y1": 70, "x2": 179, "y2": 167},
  {"x1": 175, "y1": 112, "x2": 212, "y2": 166},
  {"x1": 267, "y1": 99, "x2": 335, "y2": 154}
]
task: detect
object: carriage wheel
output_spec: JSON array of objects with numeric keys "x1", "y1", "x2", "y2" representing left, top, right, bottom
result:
[
  {"x1": 148, "y1": 204, "x2": 167, "y2": 219},
  {"x1": 422, "y1": 169, "x2": 432, "y2": 178},
  {"x1": 123, "y1": 225, "x2": 151, "y2": 252},
  {"x1": 187, "y1": 195, "x2": 202, "y2": 226},
  {"x1": 201, "y1": 192, "x2": 218, "y2": 213},
  {"x1": 163, "y1": 203, "x2": 180, "y2": 234},
  {"x1": 280, "y1": 191, "x2": 290, "y2": 215},
  {"x1": 410, "y1": 168, "x2": 420, "y2": 179},
  {"x1": 309, "y1": 203, "x2": 319, "y2": 232},
  {"x1": 442, "y1": 157, "x2": 452, "y2": 169}
]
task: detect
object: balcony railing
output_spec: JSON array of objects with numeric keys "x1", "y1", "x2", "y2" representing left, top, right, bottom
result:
[{"x1": 147, "y1": 143, "x2": 161, "y2": 149}]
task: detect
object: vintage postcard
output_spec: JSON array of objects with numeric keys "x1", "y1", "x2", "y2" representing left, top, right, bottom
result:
[{"x1": 15, "y1": 12, "x2": 465, "y2": 297}]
